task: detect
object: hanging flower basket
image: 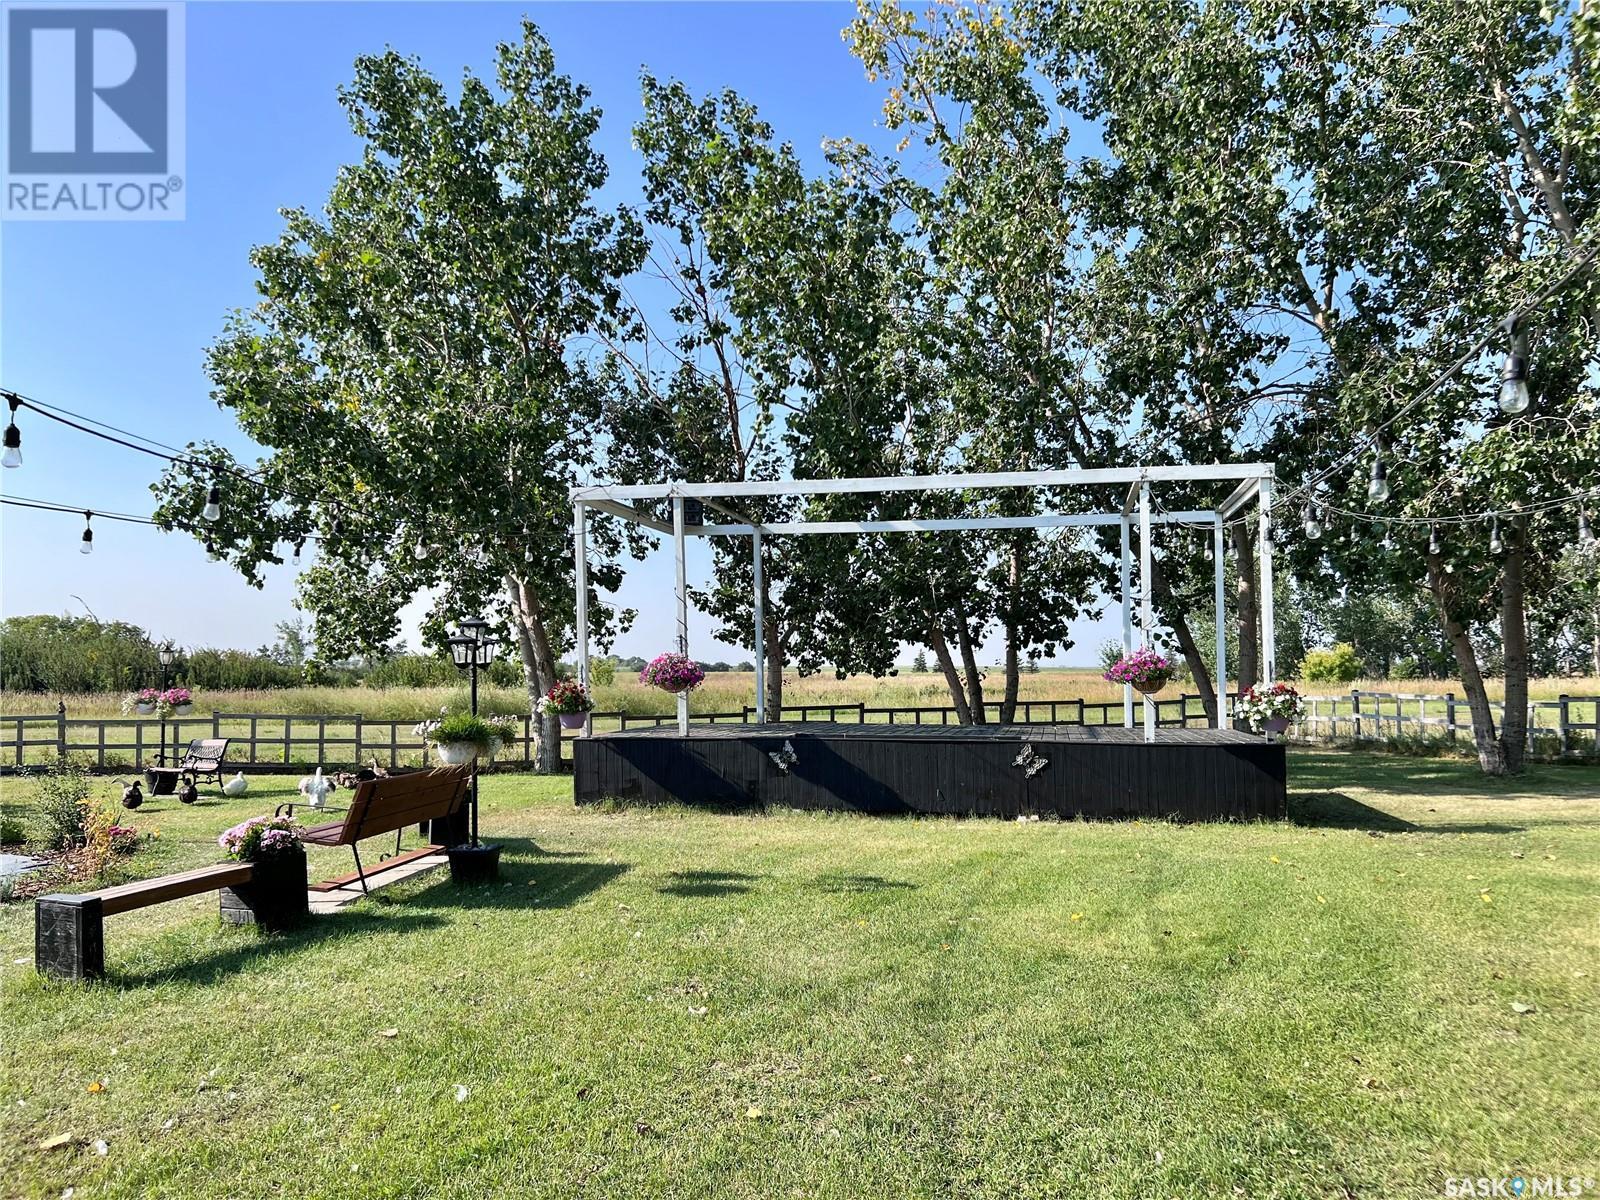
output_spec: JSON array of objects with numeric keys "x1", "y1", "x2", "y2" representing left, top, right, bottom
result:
[
  {"x1": 164, "y1": 687, "x2": 194, "y2": 716},
  {"x1": 640, "y1": 653, "x2": 705, "y2": 694},
  {"x1": 536, "y1": 680, "x2": 594, "y2": 723},
  {"x1": 1102, "y1": 648, "x2": 1174, "y2": 695}
]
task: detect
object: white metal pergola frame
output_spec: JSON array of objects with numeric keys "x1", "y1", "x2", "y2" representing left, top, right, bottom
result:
[{"x1": 570, "y1": 464, "x2": 1277, "y2": 743}]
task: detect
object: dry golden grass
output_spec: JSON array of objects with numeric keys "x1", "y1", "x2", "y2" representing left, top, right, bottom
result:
[{"x1": 3, "y1": 669, "x2": 1595, "y2": 722}]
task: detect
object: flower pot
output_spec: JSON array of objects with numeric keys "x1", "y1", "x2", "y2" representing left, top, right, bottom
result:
[
  {"x1": 173, "y1": 703, "x2": 193, "y2": 716},
  {"x1": 434, "y1": 741, "x2": 479, "y2": 766},
  {"x1": 1263, "y1": 716, "x2": 1290, "y2": 734},
  {"x1": 1132, "y1": 675, "x2": 1171, "y2": 695},
  {"x1": 134, "y1": 702, "x2": 156, "y2": 716},
  {"x1": 656, "y1": 681, "x2": 693, "y2": 695},
  {"x1": 447, "y1": 842, "x2": 502, "y2": 884},
  {"x1": 559, "y1": 712, "x2": 587, "y2": 730},
  {"x1": 220, "y1": 849, "x2": 308, "y2": 930}
]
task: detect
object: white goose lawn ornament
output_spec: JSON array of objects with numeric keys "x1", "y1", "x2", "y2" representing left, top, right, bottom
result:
[
  {"x1": 297, "y1": 767, "x2": 335, "y2": 809},
  {"x1": 222, "y1": 772, "x2": 249, "y2": 797}
]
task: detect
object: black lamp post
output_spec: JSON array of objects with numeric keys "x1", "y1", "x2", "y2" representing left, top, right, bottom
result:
[
  {"x1": 444, "y1": 618, "x2": 501, "y2": 882},
  {"x1": 156, "y1": 642, "x2": 176, "y2": 766}
]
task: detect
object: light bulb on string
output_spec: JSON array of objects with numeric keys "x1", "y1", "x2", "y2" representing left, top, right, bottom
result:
[
  {"x1": 2, "y1": 396, "x2": 21, "y2": 468},
  {"x1": 1488, "y1": 518, "x2": 1503, "y2": 555},
  {"x1": 79, "y1": 511, "x2": 93, "y2": 556},
  {"x1": 1580, "y1": 511, "x2": 1596, "y2": 549},
  {"x1": 1301, "y1": 504, "x2": 1323, "y2": 540},
  {"x1": 291, "y1": 539, "x2": 304, "y2": 567},
  {"x1": 202, "y1": 477, "x2": 221, "y2": 523},
  {"x1": 1367, "y1": 454, "x2": 1389, "y2": 503},
  {"x1": 1497, "y1": 329, "x2": 1531, "y2": 416},
  {"x1": 1380, "y1": 521, "x2": 1393, "y2": 551},
  {"x1": 206, "y1": 537, "x2": 220, "y2": 563},
  {"x1": 412, "y1": 541, "x2": 428, "y2": 561},
  {"x1": 1428, "y1": 525, "x2": 1441, "y2": 557}
]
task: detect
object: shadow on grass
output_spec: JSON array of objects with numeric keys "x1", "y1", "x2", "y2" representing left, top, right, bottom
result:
[
  {"x1": 109, "y1": 908, "x2": 447, "y2": 989},
  {"x1": 411, "y1": 839, "x2": 630, "y2": 910},
  {"x1": 1288, "y1": 790, "x2": 1527, "y2": 834},
  {"x1": 813, "y1": 873, "x2": 915, "y2": 894},
  {"x1": 659, "y1": 869, "x2": 761, "y2": 898}
]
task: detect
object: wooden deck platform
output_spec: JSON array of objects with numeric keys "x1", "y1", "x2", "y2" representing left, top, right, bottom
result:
[{"x1": 573, "y1": 723, "x2": 1286, "y2": 821}]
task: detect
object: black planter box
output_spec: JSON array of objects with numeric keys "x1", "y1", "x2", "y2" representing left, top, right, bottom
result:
[
  {"x1": 447, "y1": 843, "x2": 502, "y2": 884},
  {"x1": 219, "y1": 851, "x2": 309, "y2": 930}
]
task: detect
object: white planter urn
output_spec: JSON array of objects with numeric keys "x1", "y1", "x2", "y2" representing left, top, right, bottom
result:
[
  {"x1": 135, "y1": 702, "x2": 156, "y2": 716},
  {"x1": 173, "y1": 703, "x2": 193, "y2": 716},
  {"x1": 434, "y1": 741, "x2": 479, "y2": 767}
]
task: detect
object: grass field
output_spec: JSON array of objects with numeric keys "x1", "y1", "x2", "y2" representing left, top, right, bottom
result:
[
  {"x1": 3, "y1": 751, "x2": 1598, "y2": 1198},
  {"x1": 5, "y1": 670, "x2": 1599, "y2": 720}
]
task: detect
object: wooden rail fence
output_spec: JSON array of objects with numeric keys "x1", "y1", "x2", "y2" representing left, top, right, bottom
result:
[{"x1": 2, "y1": 690, "x2": 1594, "y2": 772}]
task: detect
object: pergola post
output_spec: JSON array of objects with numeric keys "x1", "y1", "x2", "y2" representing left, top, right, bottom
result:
[
  {"x1": 1119, "y1": 516, "x2": 1133, "y2": 728},
  {"x1": 1258, "y1": 477, "x2": 1276, "y2": 684},
  {"x1": 573, "y1": 501, "x2": 591, "y2": 738},
  {"x1": 1138, "y1": 481, "x2": 1154, "y2": 744},
  {"x1": 752, "y1": 530, "x2": 766, "y2": 724},
  {"x1": 1212, "y1": 512, "x2": 1227, "y2": 730},
  {"x1": 673, "y1": 494, "x2": 689, "y2": 736}
]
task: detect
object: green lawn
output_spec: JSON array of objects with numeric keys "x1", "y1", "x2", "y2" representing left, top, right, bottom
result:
[{"x1": 2, "y1": 752, "x2": 1598, "y2": 1198}]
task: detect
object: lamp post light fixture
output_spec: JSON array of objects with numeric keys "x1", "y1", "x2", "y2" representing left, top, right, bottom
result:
[
  {"x1": 444, "y1": 617, "x2": 501, "y2": 883},
  {"x1": 155, "y1": 642, "x2": 177, "y2": 780}
]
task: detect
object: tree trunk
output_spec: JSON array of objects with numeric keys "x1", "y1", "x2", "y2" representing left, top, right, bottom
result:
[
  {"x1": 956, "y1": 621, "x2": 987, "y2": 723},
  {"x1": 1000, "y1": 541, "x2": 1023, "y2": 724},
  {"x1": 507, "y1": 577, "x2": 561, "y2": 774},
  {"x1": 1150, "y1": 558, "x2": 1218, "y2": 724},
  {"x1": 1425, "y1": 557, "x2": 1505, "y2": 775},
  {"x1": 926, "y1": 617, "x2": 973, "y2": 724},
  {"x1": 1499, "y1": 529, "x2": 1529, "y2": 773}
]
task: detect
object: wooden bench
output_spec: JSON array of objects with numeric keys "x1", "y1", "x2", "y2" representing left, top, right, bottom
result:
[
  {"x1": 37, "y1": 863, "x2": 258, "y2": 981},
  {"x1": 277, "y1": 767, "x2": 471, "y2": 894}
]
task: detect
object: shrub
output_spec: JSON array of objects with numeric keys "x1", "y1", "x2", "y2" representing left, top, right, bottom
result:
[
  {"x1": 1299, "y1": 643, "x2": 1363, "y2": 683},
  {"x1": 0, "y1": 816, "x2": 27, "y2": 845},
  {"x1": 33, "y1": 757, "x2": 92, "y2": 850}
]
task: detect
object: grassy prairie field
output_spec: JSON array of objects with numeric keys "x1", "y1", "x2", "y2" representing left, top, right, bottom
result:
[
  {"x1": 5, "y1": 669, "x2": 1598, "y2": 719},
  {"x1": 2, "y1": 751, "x2": 1598, "y2": 1199}
]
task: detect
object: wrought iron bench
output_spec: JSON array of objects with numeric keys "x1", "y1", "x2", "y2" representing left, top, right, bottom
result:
[
  {"x1": 277, "y1": 767, "x2": 470, "y2": 894},
  {"x1": 145, "y1": 737, "x2": 231, "y2": 795}
]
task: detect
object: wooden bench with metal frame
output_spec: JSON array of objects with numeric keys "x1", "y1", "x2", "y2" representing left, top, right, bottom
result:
[{"x1": 276, "y1": 767, "x2": 471, "y2": 895}]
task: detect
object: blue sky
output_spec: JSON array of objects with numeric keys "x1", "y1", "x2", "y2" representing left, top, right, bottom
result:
[{"x1": 1, "y1": 1, "x2": 1116, "y2": 667}]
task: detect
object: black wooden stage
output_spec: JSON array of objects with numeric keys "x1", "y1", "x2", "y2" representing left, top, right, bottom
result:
[{"x1": 573, "y1": 723, "x2": 1286, "y2": 821}]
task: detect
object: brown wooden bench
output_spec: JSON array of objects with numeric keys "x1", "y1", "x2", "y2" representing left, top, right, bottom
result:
[
  {"x1": 276, "y1": 767, "x2": 471, "y2": 894},
  {"x1": 37, "y1": 863, "x2": 259, "y2": 981}
]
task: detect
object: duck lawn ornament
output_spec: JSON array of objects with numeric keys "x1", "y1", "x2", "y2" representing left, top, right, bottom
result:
[
  {"x1": 178, "y1": 777, "x2": 199, "y2": 806},
  {"x1": 297, "y1": 767, "x2": 336, "y2": 809},
  {"x1": 222, "y1": 771, "x2": 249, "y2": 798},
  {"x1": 120, "y1": 779, "x2": 144, "y2": 810}
]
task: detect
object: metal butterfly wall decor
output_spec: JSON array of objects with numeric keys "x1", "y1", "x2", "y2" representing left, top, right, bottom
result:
[
  {"x1": 769, "y1": 740, "x2": 799, "y2": 773},
  {"x1": 1012, "y1": 743, "x2": 1049, "y2": 778}
]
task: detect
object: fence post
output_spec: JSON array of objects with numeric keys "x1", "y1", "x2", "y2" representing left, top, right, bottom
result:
[
  {"x1": 1351, "y1": 689, "x2": 1362, "y2": 740},
  {"x1": 352, "y1": 715, "x2": 363, "y2": 768},
  {"x1": 57, "y1": 702, "x2": 67, "y2": 759},
  {"x1": 1558, "y1": 694, "x2": 1570, "y2": 757},
  {"x1": 212, "y1": 710, "x2": 221, "y2": 738},
  {"x1": 858, "y1": 702, "x2": 866, "y2": 725},
  {"x1": 1444, "y1": 692, "x2": 1457, "y2": 741}
]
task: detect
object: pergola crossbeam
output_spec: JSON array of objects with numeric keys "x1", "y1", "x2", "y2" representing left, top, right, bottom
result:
[{"x1": 569, "y1": 465, "x2": 1277, "y2": 744}]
